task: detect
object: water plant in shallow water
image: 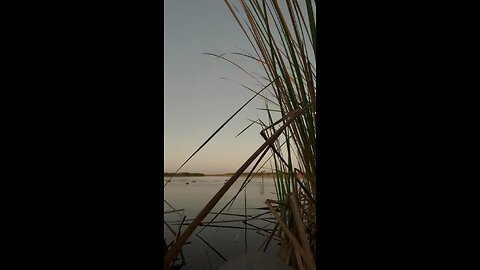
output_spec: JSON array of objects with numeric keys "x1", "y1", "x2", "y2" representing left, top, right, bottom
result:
[
  {"x1": 164, "y1": 1, "x2": 316, "y2": 269},
  {"x1": 222, "y1": 0, "x2": 317, "y2": 268}
]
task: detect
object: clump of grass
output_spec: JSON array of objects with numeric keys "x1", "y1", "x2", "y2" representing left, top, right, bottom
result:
[
  {"x1": 223, "y1": 0, "x2": 316, "y2": 269},
  {"x1": 164, "y1": 98, "x2": 310, "y2": 269},
  {"x1": 164, "y1": 1, "x2": 316, "y2": 268}
]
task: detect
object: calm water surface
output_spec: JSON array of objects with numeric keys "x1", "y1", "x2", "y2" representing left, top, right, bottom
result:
[{"x1": 164, "y1": 176, "x2": 280, "y2": 270}]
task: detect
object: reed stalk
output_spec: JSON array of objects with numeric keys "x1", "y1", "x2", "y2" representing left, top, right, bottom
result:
[
  {"x1": 223, "y1": 1, "x2": 316, "y2": 268},
  {"x1": 164, "y1": 103, "x2": 311, "y2": 268},
  {"x1": 164, "y1": 1, "x2": 315, "y2": 268}
]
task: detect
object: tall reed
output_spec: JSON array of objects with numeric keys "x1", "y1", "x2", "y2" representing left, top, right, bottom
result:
[
  {"x1": 164, "y1": 1, "x2": 316, "y2": 268},
  {"x1": 224, "y1": 0, "x2": 316, "y2": 268}
]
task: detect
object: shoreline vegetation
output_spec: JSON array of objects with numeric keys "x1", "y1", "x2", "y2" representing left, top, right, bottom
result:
[
  {"x1": 164, "y1": 172, "x2": 279, "y2": 177},
  {"x1": 165, "y1": 1, "x2": 316, "y2": 268}
]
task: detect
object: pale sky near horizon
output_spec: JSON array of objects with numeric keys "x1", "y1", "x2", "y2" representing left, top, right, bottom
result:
[{"x1": 164, "y1": 0, "x2": 273, "y2": 174}]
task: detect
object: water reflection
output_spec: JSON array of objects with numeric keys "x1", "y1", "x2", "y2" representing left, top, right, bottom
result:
[
  {"x1": 164, "y1": 176, "x2": 279, "y2": 270},
  {"x1": 260, "y1": 177, "x2": 265, "y2": 196}
]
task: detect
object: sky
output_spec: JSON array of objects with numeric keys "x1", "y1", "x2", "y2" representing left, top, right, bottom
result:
[{"x1": 164, "y1": 0, "x2": 272, "y2": 174}]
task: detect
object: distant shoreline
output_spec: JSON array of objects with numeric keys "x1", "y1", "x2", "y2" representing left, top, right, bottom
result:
[
  {"x1": 204, "y1": 172, "x2": 277, "y2": 177},
  {"x1": 164, "y1": 172, "x2": 278, "y2": 177},
  {"x1": 163, "y1": 172, "x2": 205, "y2": 177}
]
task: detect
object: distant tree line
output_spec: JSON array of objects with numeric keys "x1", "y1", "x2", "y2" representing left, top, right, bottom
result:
[{"x1": 163, "y1": 172, "x2": 205, "y2": 177}]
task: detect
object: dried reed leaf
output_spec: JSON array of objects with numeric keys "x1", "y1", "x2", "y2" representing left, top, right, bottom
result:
[
  {"x1": 290, "y1": 193, "x2": 314, "y2": 263},
  {"x1": 265, "y1": 199, "x2": 315, "y2": 269},
  {"x1": 164, "y1": 103, "x2": 312, "y2": 268}
]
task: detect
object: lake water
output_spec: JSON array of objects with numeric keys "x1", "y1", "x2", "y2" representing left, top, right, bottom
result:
[{"x1": 164, "y1": 175, "x2": 281, "y2": 270}]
